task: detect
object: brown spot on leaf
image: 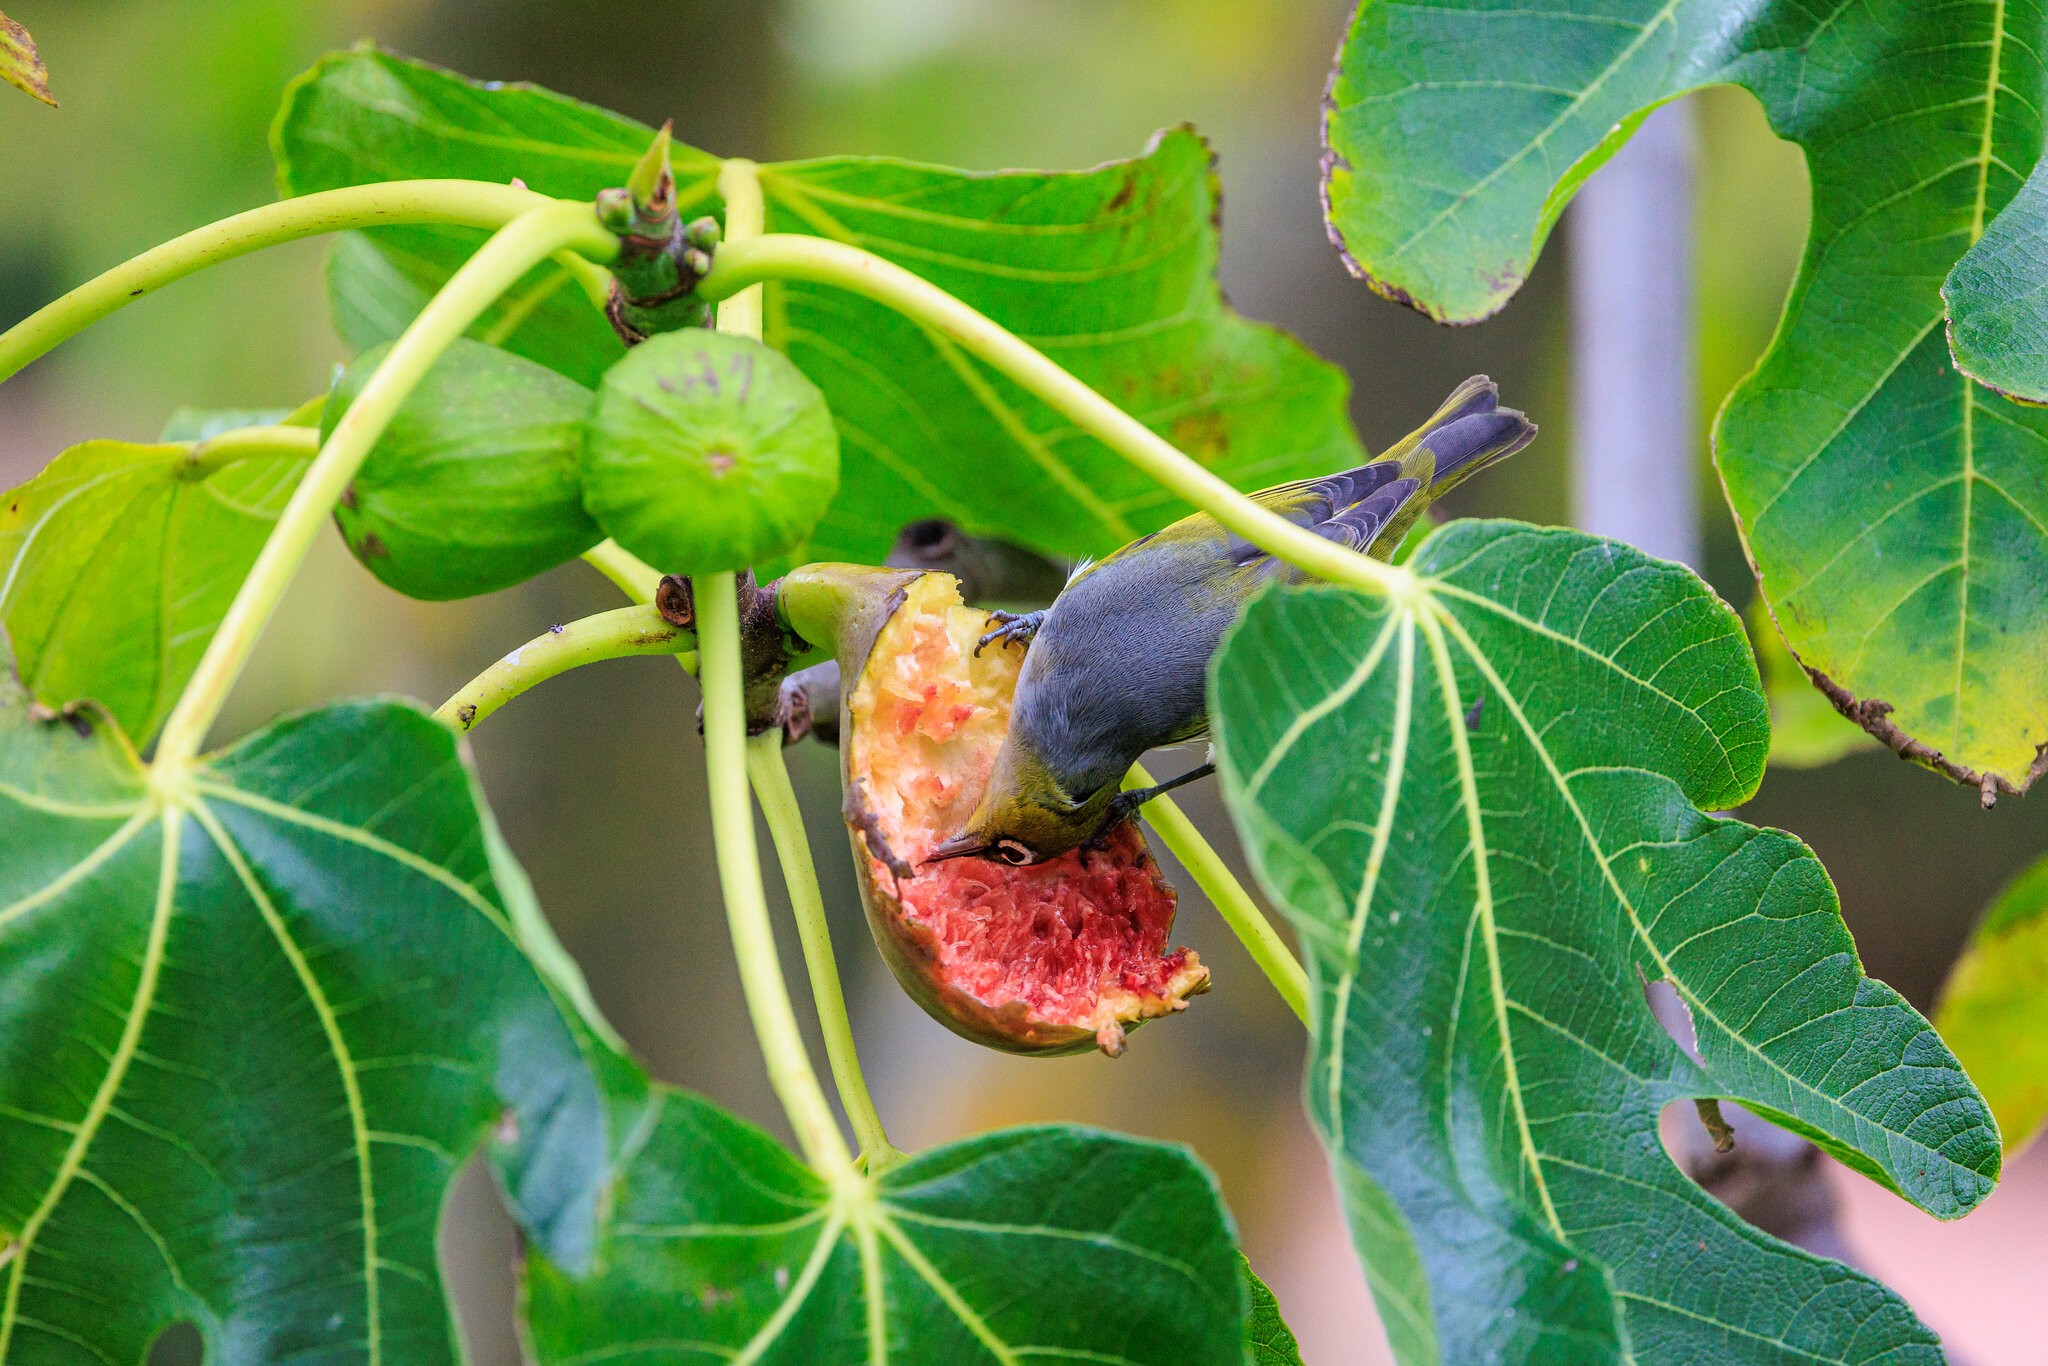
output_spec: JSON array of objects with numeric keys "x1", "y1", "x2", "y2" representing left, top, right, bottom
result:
[
  {"x1": 456, "y1": 703, "x2": 478, "y2": 729},
  {"x1": 1170, "y1": 408, "x2": 1230, "y2": 465}
]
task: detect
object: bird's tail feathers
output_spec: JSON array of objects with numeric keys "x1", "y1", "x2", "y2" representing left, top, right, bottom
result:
[{"x1": 1396, "y1": 375, "x2": 1537, "y2": 497}]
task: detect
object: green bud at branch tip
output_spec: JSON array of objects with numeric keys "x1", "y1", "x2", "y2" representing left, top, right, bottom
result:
[{"x1": 628, "y1": 119, "x2": 676, "y2": 218}]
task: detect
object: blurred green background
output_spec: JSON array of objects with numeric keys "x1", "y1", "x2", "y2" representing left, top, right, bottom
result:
[{"x1": 3, "y1": 2, "x2": 2044, "y2": 1361}]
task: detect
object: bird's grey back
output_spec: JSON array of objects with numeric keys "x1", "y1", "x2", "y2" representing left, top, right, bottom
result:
[{"x1": 1008, "y1": 543, "x2": 1238, "y2": 799}]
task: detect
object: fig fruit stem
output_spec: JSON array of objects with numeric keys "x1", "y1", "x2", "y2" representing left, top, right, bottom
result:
[
  {"x1": 701, "y1": 572, "x2": 858, "y2": 1177},
  {"x1": 432, "y1": 605, "x2": 696, "y2": 732},
  {"x1": 1127, "y1": 762, "x2": 1310, "y2": 1027},
  {"x1": 153, "y1": 200, "x2": 618, "y2": 771},
  {"x1": 0, "y1": 181, "x2": 603, "y2": 384},
  {"x1": 747, "y1": 732, "x2": 902, "y2": 1170},
  {"x1": 697, "y1": 235, "x2": 1418, "y2": 601}
]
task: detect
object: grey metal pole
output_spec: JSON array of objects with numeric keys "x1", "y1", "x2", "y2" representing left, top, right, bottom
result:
[
  {"x1": 1572, "y1": 99, "x2": 1859, "y2": 1270},
  {"x1": 1569, "y1": 101, "x2": 1701, "y2": 567}
]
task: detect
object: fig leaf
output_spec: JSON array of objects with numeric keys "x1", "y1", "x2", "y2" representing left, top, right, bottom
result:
[
  {"x1": 0, "y1": 669, "x2": 613, "y2": 1361},
  {"x1": 272, "y1": 48, "x2": 1366, "y2": 566},
  {"x1": 1213, "y1": 520, "x2": 1999, "y2": 1363},
  {"x1": 1321, "y1": 0, "x2": 2048, "y2": 796},
  {"x1": 1937, "y1": 849, "x2": 2048, "y2": 1157},
  {"x1": 523, "y1": 1090, "x2": 1256, "y2": 1366},
  {"x1": 0, "y1": 422, "x2": 309, "y2": 741}
]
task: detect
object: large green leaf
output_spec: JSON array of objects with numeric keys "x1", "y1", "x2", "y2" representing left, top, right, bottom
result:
[
  {"x1": 1322, "y1": 0, "x2": 2048, "y2": 796},
  {"x1": 0, "y1": 678, "x2": 616, "y2": 1361},
  {"x1": 524, "y1": 1090, "x2": 1255, "y2": 1365},
  {"x1": 273, "y1": 48, "x2": 1365, "y2": 566},
  {"x1": 0, "y1": 430, "x2": 308, "y2": 742},
  {"x1": 1212, "y1": 521, "x2": 1999, "y2": 1363},
  {"x1": 1936, "y1": 850, "x2": 2048, "y2": 1156}
]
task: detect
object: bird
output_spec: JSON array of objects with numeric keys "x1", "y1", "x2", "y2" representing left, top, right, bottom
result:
[{"x1": 925, "y1": 375, "x2": 1535, "y2": 867}]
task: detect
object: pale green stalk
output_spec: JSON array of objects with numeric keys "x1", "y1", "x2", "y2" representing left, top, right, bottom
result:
[
  {"x1": 184, "y1": 424, "x2": 321, "y2": 476},
  {"x1": 1126, "y1": 762, "x2": 1310, "y2": 1026},
  {"x1": 708, "y1": 159, "x2": 883, "y2": 1172},
  {"x1": 700, "y1": 575, "x2": 857, "y2": 1177},
  {"x1": 153, "y1": 201, "x2": 617, "y2": 771},
  {"x1": 433, "y1": 605, "x2": 695, "y2": 732},
  {"x1": 715, "y1": 159, "x2": 767, "y2": 340},
  {"x1": 699, "y1": 231, "x2": 1328, "y2": 1025},
  {"x1": 582, "y1": 540, "x2": 667, "y2": 606},
  {"x1": 747, "y1": 734, "x2": 900, "y2": 1169},
  {"x1": 0, "y1": 181, "x2": 559, "y2": 383},
  {"x1": 698, "y1": 234, "x2": 1416, "y2": 601}
]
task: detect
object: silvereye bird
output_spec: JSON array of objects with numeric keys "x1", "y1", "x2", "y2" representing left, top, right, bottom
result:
[{"x1": 928, "y1": 375, "x2": 1535, "y2": 867}]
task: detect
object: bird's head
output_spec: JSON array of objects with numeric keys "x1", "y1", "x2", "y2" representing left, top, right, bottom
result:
[{"x1": 925, "y1": 740, "x2": 1108, "y2": 868}]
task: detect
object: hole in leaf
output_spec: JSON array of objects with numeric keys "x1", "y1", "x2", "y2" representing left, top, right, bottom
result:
[{"x1": 1645, "y1": 978, "x2": 1855, "y2": 1262}]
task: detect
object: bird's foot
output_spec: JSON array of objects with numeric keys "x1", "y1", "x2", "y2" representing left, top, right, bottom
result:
[
  {"x1": 1090, "y1": 762, "x2": 1220, "y2": 849},
  {"x1": 974, "y1": 609, "x2": 1045, "y2": 657}
]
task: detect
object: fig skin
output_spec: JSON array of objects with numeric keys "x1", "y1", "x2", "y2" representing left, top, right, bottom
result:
[
  {"x1": 324, "y1": 338, "x2": 601, "y2": 600},
  {"x1": 582, "y1": 330, "x2": 839, "y2": 576},
  {"x1": 778, "y1": 564, "x2": 1207, "y2": 1057}
]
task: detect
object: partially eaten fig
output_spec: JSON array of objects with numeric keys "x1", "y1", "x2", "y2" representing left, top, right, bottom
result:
[{"x1": 780, "y1": 565, "x2": 1208, "y2": 1056}]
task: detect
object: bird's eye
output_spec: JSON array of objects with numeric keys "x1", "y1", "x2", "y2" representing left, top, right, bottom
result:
[{"x1": 993, "y1": 840, "x2": 1035, "y2": 866}]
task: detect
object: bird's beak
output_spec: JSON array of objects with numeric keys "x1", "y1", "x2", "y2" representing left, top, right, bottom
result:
[{"x1": 924, "y1": 833, "x2": 989, "y2": 865}]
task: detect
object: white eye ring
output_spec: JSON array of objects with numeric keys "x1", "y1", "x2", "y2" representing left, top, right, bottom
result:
[{"x1": 993, "y1": 840, "x2": 1035, "y2": 866}]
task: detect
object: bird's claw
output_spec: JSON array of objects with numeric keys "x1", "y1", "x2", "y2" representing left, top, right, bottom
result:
[{"x1": 974, "y1": 609, "x2": 1045, "y2": 657}]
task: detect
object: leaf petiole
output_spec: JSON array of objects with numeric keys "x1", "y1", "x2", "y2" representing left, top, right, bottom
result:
[
  {"x1": 432, "y1": 604, "x2": 695, "y2": 732},
  {"x1": 179, "y1": 423, "x2": 321, "y2": 477},
  {"x1": 152, "y1": 200, "x2": 618, "y2": 771},
  {"x1": 747, "y1": 733, "x2": 902, "y2": 1171},
  {"x1": 581, "y1": 540, "x2": 666, "y2": 604},
  {"x1": 696, "y1": 234, "x2": 1417, "y2": 600},
  {"x1": 1127, "y1": 762, "x2": 1310, "y2": 1027},
  {"x1": 700, "y1": 572, "x2": 857, "y2": 1178},
  {"x1": 0, "y1": 181, "x2": 580, "y2": 384}
]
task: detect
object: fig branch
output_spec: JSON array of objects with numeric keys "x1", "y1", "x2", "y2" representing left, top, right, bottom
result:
[
  {"x1": 153, "y1": 200, "x2": 618, "y2": 770},
  {"x1": 0, "y1": 180, "x2": 592, "y2": 383},
  {"x1": 694, "y1": 234, "x2": 1417, "y2": 601},
  {"x1": 1125, "y1": 763, "x2": 1311, "y2": 1027}
]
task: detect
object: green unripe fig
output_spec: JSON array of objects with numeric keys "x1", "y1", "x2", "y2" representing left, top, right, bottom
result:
[
  {"x1": 581, "y1": 331, "x2": 839, "y2": 574},
  {"x1": 324, "y1": 338, "x2": 601, "y2": 600}
]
